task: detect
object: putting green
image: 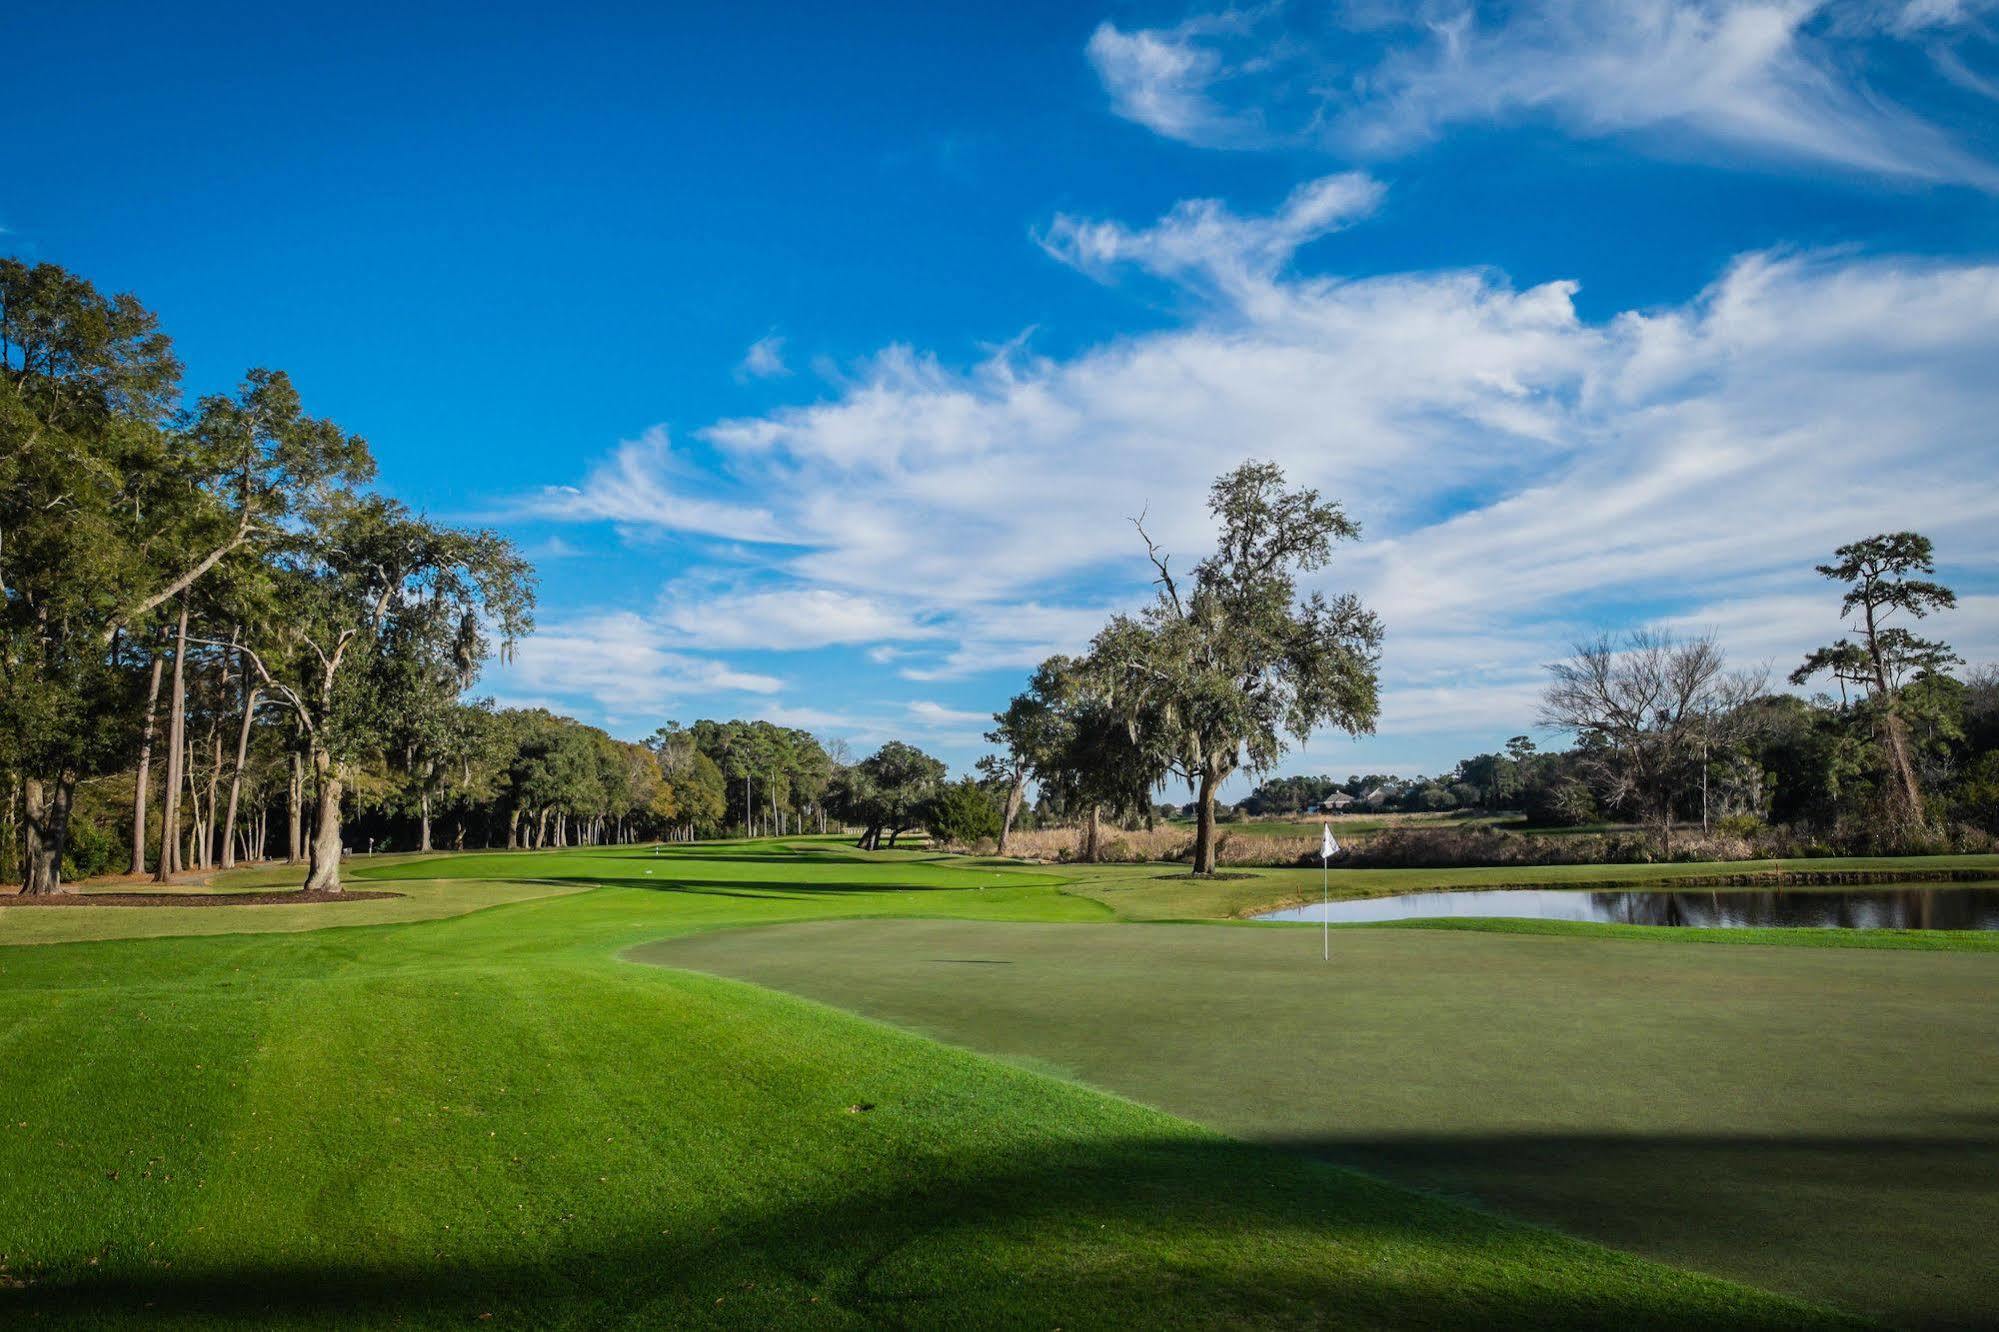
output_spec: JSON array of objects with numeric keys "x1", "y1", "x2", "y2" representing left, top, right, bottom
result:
[{"x1": 638, "y1": 916, "x2": 1999, "y2": 1326}]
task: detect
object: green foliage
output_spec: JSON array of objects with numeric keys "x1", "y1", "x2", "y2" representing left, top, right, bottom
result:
[
  {"x1": 830, "y1": 740, "x2": 946, "y2": 847},
  {"x1": 1087, "y1": 461, "x2": 1383, "y2": 873},
  {"x1": 926, "y1": 777, "x2": 1003, "y2": 846},
  {"x1": 1791, "y1": 531, "x2": 1958, "y2": 834},
  {"x1": 657, "y1": 719, "x2": 832, "y2": 836}
]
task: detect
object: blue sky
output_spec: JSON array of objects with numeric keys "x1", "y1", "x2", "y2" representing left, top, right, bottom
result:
[{"x1": 7, "y1": 1, "x2": 1998, "y2": 792}]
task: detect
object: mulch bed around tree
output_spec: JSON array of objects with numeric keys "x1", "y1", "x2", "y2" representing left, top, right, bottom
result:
[{"x1": 0, "y1": 889, "x2": 402, "y2": 907}]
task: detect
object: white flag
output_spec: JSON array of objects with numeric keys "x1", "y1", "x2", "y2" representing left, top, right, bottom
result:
[{"x1": 1321, "y1": 824, "x2": 1338, "y2": 861}]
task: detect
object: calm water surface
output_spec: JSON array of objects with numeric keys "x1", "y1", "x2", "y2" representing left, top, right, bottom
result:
[{"x1": 1257, "y1": 884, "x2": 1999, "y2": 930}]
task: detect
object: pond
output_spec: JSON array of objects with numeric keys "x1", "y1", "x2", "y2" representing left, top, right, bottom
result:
[{"x1": 1255, "y1": 884, "x2": 1999, "y2": 930}]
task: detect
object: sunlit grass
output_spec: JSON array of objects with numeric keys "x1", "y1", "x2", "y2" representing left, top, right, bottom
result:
[{"x1": 0, "y1": 840, "x2": 1855, "y2": 1327}]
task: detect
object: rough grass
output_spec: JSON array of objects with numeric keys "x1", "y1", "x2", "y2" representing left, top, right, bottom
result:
[{"x1": 0, "y1": 841, "x2": 1852, "y2": 1328}]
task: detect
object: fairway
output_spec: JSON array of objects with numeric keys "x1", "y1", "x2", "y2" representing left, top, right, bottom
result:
[
  {"x1": 0, "y1": 841, "x2": 1857, "y2": 1328},
  {"x1": 642, "y1": 914, "x2": 1999, "y2": 1325}
]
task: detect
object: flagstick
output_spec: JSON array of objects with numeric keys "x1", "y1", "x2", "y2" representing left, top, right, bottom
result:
[{"x1": 1322, "y1": 855, "x2": 1329, "y2": 962}]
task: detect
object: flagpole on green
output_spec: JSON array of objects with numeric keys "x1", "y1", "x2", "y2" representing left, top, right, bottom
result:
[{"x1": 1319, "y1": 823, "x2": 1337, "y2": 962}]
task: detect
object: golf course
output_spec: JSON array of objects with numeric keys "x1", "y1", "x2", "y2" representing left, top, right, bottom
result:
[{"x1": 4, "y1": 840, "x2": 1995, "y2": 1328}]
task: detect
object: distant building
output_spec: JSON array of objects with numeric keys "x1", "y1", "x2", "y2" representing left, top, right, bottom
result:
[{"x1": 1319, "y1": 792, "x2": 1356, "y2": 813}]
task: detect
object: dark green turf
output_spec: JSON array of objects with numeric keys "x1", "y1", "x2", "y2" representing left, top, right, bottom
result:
[
  {"x1": 640, "y1": 915, "x2": 1999, "y2": 1326},
  {"x1": 0, "y1": 842, "x2": 1848, "y2": 1328}
]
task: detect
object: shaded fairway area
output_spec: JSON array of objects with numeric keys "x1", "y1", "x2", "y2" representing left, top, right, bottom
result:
[
  {"x1": 640, "y1": 916, "x2": 1999, "y2": 1326},
  {"x1": 0, "y1": 841, "x2": 1849, "y2": 1328}
]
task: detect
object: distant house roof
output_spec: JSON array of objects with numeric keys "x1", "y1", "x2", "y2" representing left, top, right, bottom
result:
[{"x1": 1320, "y1": 793, "x2": 1355, "y2": 810}]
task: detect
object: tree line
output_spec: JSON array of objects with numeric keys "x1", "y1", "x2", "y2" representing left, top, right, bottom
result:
[
  {"x1": 1238, "y1": 534, "x2": 1994, "y2": 858},
  {"x1": 1, "y1": 257, "x2": 533, "y2": 893},
  {"x1": 0, "y1": 256, "x2": 982, "y2": 890}
]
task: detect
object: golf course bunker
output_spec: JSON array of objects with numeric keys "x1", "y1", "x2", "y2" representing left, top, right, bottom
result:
[
  {"x1": 1257, "y1": 883, "x2": 1999, "y2": 929},
  {"x1": 637, "y1": 918, "x2": 1999, "y2": 1326}
]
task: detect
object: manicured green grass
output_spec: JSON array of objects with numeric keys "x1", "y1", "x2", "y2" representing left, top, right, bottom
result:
[
  {"x1": 643, "y1": 915, "x2": 1999, "y2": 1326},
  {"x1": 6, "y1": 839, "x2": 1984, "y2": 1326}
]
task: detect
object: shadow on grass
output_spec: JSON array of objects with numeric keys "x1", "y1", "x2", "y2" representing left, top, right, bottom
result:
[
  {"x1": 0, "y1": 1134, "x2": 1848, "y2": 1329},
  {"x1": 1271, "y1": 1125, "x2": 1999, "y2": 1328}
]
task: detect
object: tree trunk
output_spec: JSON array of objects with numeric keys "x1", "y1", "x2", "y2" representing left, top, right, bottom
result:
[
  {"x1": 506, "y1": 807, "x2": 520, "y2": 851},
  {"x1": 156, "y1": 600, "x2": 190, "y2": 881},
  {"x1": 419, "y1": 789, "x2": 432, "y2": 853},
  {"x1": 995, "y1": 774, "x2": 1024, "y2": 857},
  {"x1": 185, "y1": 735, "x2": 204, "y2": 871},
  {"x1": 1193, "y1": 766, "x2": 1219, "y2": 876},
  {"x1": 203, "y1": 728, "x2": 223, "y2": 870},
  {"x1": 1879, "y1": 711, "x2": 1926, "y2": 829},
  {"x1": 1863, "y1": 600, "x2": 1927, "y2": 831},
  {"x1": 286, "y1": 749, "x2": 304, "y2": 863},
  {"x1": 302, "y1": 749, "x2": 344, "y2": 893},
  {"x1": 131, "y1": 649, "x2": 165, "y2": 875},
  {"x1": 21, "y1": 774, "x2": 75, "y2": 895},
  {"x1": 221, "y1": 674, "x2": 259, "y2": 870}
]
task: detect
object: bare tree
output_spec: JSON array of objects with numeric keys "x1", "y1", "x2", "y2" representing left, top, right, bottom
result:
[{"x1": 1541, "y1": 630, "x2": 1763, "y2": 856}]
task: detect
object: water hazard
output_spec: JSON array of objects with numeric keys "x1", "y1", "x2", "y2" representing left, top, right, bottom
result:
[{"x1": 1256, "y1": 884, "x2": 1999, "y2": 930}]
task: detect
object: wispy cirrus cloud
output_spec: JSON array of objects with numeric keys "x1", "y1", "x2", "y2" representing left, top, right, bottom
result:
[
  {"x1": 736, "y1": 333, "x2": 790, "y2": 381},
  {"x1": 1089, "y1": 0, "x2": 1999, "y2": 188},
  {"x1": 494, "y1": 610, "x2": 783, "y2": 729},
  {"x1": 522, "y1": 175, "x2": 1999, "y2": 765},
  {"x1": 1038, "y1": 171, "x2": 1385, "y2": 305},
  {"x1": 1085, "y1": 8, "x2": 1272, "y2": 147},
  {"x1": 653, "y1": 585, "x2": 942, "y2": 651},
  {"x1": 528, "y1": 426, "x2": 790, "y2": 544}
]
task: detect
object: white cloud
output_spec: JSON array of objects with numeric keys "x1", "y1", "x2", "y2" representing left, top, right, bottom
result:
[
  {"x1": 1088, "y1": 1, "x2": 1999, "y2": 187},
  {"x1": 654, "y1": 585, "x2": 939, "y2": 651},
  {"x1": 906, "y1": 700, "x2": 993, "y2": 727},
  {"x1": 530, "y1": 181, "x2": 1999, "y2": 762},
  {"x1": 1039, "y1": 172, "x2": 1385, "y2": 306},
  {"x1": 737, "y1": 334, "x2": 790, "y2": 381},
  {"x1": 494, "y1": 611, "x2": 782, "y2": 730},
  {"x1": 527, "y1": 426, "x2": 789, "y2": 544},
  {"x1": 525, "y1": 534, "x2": 587, "y2": 560},
  {"x1": 1848, "y1": 0, "x2": 1999, "y2": 34},
  {"x1": 1085, "y1": 11, "x2": 1266, "y2": 146}
]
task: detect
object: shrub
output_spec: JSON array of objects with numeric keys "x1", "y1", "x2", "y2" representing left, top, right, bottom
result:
[
  {"x1": 925, "y1": 779, "x2": 1003, "y2": 849},
  {"x1": 1715, "y1": 814, "x2": 1764, "y2": 840},
  {"x1": 61, "y1": 813, "x2": 120, "y2": 881}
]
